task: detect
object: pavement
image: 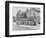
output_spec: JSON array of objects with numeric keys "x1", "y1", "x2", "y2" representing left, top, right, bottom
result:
[{"x1": 12, "y1": 22, "x2": 40, "y2": 31}]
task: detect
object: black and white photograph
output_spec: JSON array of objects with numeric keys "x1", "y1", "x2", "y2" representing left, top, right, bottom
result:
[
  {"x1": 5, "y1": 1, "x2": 45, "y2": 37},
  {"x1": 12, "y1": 7, "x2": 40, "y2": 31}
]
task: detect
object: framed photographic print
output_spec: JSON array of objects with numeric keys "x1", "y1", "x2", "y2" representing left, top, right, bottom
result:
[{"x1": 5, "y1": 1, "x2": 45, "y2": 37}]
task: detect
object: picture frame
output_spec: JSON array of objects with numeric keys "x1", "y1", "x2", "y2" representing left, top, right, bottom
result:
[{"x1": 5, "y1": 1, "x2": 45, "y2": 37}]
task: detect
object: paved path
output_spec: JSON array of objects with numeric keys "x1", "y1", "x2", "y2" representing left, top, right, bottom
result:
[{"x1": 12, "y1": 23, "x2": 40, "y2": 31}]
